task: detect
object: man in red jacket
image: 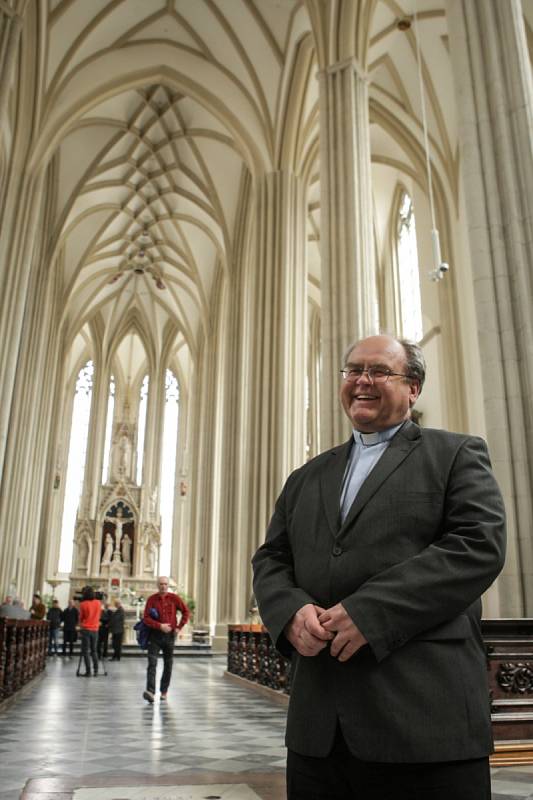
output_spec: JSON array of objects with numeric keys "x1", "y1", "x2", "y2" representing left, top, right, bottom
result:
[{"x1": 142, "y1": 576, "x2": 190, "y2": 703}]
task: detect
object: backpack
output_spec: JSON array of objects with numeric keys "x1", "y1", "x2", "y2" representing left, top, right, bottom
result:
[{"x1": 133, "y1": 607, "x2": 159, "y2": 649}]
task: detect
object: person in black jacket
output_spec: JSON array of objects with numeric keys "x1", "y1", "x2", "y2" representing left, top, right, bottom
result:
[
  {"x1": 47, "y1": 599, "x2": 62, "y2": 655},
  {"x1": 109, "y1": 599, "x2": 125, "y2": 660},
  {"x1": 97, "y1": 602, "x2": 112, "y2": 658},
  {"x1": 61, "y1": 598, "x2": 79, "y2": 656}
]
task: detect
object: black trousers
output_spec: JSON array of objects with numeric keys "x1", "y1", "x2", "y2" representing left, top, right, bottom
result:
[
  {"x1": 97, "y1": 628, "x2": 109, "y2": 657},
  {"x1": 146, "y1": 631, "x2": 175, "y2": 694},
  {"x1": 112, "y1": 632, "x2": 123, "y2": 660},
  {"x1": 287, "y1": 728, "x2": 491, "y2": 800},
  {"x1": 62, "y1": 630, "x2": 76, "y2": 655}
]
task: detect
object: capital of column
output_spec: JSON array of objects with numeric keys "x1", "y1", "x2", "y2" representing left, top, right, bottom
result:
[{"x1": 316, "y1": 56, "x2": 369, "y2": 84}]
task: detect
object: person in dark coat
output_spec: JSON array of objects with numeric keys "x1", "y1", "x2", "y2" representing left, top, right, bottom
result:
[
  {"x1": 47, "y1": 599, "x2": 62, "y2": 655},
  {"x1": 30, "y1": 593, "x2": 46, "y2": 620},
  {"x1": 61, "y1": 598, "x2": 79, "y2": 656},
  {"x1": 97, "y1": 602, "x2": 112, "y2": 658},
  {"x1": 109, "y1": 599, "x2": 125, "y2": 660}
]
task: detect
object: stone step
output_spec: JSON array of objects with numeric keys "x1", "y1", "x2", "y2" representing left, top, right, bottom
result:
[{"x1": 50, "y1": 641, "x2": 213, "y2": 659}]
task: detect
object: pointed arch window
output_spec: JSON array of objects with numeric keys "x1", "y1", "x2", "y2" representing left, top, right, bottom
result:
[
  {"x1": 58, "y1": 360, "x2": 94, "y2": 573},
  {"x1": 397, "y1": 192, "x2": 423, "y2": 342},
  {"x1": 136, "y1": 375, "x2": 149, "y2": 485},
  {"x1": 159, "y1": 370, "x2": 180, "y2": 576},
  {"x1": 102, "y1": 375, "x2": 115, "y2": 484}
]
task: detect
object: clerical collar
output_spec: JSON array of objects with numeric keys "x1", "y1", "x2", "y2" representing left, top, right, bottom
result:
[{"x1": 352, "y1": 422, "x2": 403, "y2": 447}]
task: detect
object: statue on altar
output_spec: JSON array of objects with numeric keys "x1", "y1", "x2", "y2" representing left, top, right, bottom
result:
[
  {"x1": 105, "y1": 506, "x2": 127, "y2": 551},
  {"x1": 121, "y1": 533, "x2": 132, "y2": 564},
  {"x1": 100, "y1": 502, "x2": 135, "y2": 575},
  {"x1": 109, "y1": 422, "x2": 134, "y2": 483},
  {"x1": 146, "y1": 539, "x2": 156, "y2": 571},
  {"x1": 118, "y1": 431, "x2": 131, "y2": 475},
  {"x1": 101, "y1": 532, "x2": 114, "y2": 566},
  {"x1": 76, "y1": 535, "x2": 90, "y2": 572}
]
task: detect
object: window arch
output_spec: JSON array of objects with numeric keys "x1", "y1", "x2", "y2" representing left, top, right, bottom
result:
[
  {"x1": 396, "y1": 191, "x2": 423, "y2": 342},
  {"x1": 58, "y1": 360, "x2": 94, "y2": 573}
]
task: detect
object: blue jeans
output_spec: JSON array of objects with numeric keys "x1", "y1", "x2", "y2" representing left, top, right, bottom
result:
[
  {"x1": 81, "y1": 629, "x2": 98, "y2": 674},
  {"x1": 48, "y1": 628, "x2": 59, "y2": 654}
]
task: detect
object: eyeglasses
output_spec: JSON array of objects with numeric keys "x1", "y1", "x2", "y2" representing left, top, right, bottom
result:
[{"x1": 340, "y1": 366, "x2": 413, "y2": 384}]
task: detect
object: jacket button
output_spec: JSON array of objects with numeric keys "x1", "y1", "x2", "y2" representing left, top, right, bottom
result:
[{"x1": 332, "y1": 544, "x2": 342, "y2": 556}]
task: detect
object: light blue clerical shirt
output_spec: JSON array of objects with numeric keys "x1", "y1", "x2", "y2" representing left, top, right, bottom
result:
[{"x1": 339, "y1": 423, "x2": 403, "y2": 523}]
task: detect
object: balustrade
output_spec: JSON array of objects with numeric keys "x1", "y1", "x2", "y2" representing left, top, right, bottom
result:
[
  {"x1": 0, "y1": 618, "x2": 48, "y2": 701},
  {"x1": 482, "y1": 618, "x2": 533, "y2": 763},
  {"x1": 227, "y1": 624, "x2": 290, "y2": 694}
]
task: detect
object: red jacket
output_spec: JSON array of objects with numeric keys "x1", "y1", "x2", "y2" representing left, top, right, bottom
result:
[
  {"x1": 79, "y1": 599, "x2": 101, "y2": 631},
  {"x1": 143, "y1": 591, "x2": 190, "y2": 632}
]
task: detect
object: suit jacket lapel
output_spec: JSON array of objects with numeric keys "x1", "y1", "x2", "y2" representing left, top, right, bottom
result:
[
  {"x1": 340, "y1": 420, "x2": 422, "y2": 532},
  {"x1": 320, "y1": 439, "x2": 353, "y2": 537}
]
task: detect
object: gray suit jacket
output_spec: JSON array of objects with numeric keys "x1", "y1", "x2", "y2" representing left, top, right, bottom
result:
[{"x1": 252, "y1": 421, "x2": 506, "y2": 762}]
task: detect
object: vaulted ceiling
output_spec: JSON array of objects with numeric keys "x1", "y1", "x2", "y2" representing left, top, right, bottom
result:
[{"x1": 29, "y1": 0, "x2": 530, "y2": 388}]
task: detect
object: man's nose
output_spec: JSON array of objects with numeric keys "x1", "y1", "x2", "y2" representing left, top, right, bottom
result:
[{"x1": 355, "y1": 368, "x2": 373, "y2": 384}]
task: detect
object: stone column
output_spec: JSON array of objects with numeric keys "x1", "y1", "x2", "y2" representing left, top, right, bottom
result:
[
  {"x1": 199, "y1": 170, "x2": 307, "y2": 648},
  {"x1": 136, "y1": 360, "x2": 165, "y2": 575},
  {"x1": 0, "y1": 8, "x2": 24, "y2": 131},
  {"x1": 170, "y1": 383, "x2": 191, "y2": 588},
  {"x1": 0, "y1": 167, "x2": 60, "y2": 601},
  {"x1": 246, "y1": 170, "x2": 307, "y2": 537},
  {"x1": 318, "y1": 58, "x2": 378, "y2": 449},
  {"x1": 142, "y1": 362, "x2": 165, "y2": 510},
  {"x1": 447, "y1": 0, "x2": 533, "y2": 614},
  {"x1": 82, "y1": 359, "x2": 110, "y2": 522},
  {"x1": 0, "y1": 3, "x2": 43, "y2": 492}
]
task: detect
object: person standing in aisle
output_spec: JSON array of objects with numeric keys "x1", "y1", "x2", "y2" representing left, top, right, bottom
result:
[
  {"x1": 97, "y1": 601, "x2": 112, "y2": 658},
  {"x1": 61, "y1": 598, "x2": 79, "y2": 657},
  {"x1": 109, "y1": 599, "x2": 125, "y2": 661},
  {"x1": 46, "y1": 599, "x2": 62, "y2": 655},
  {"x1": 142, "y1": 577, "x2": 190, "y2": 703},
  {"x1": 30, "y1": 593, "x2": 46, "y2": 620},
  {"x1": 79, "y1": 586, "x2": 101, "y2": 677}
]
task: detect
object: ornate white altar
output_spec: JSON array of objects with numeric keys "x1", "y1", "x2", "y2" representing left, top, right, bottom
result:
[{"x1": 69, "y1": 417, "x2": 162, "y2": 605}]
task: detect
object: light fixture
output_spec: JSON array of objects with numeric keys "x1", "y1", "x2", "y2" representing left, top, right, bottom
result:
[
  {"x1": 397, "y1": 17, "x2": 411, "y2": 31},
  {"x1": 107, "y1": 228, "x2": 165, "y2": 288}
]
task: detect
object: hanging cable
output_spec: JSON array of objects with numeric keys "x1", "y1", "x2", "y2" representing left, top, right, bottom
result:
[{"x1": 413, "y1": 4, "x2": 449, "y2": 281}]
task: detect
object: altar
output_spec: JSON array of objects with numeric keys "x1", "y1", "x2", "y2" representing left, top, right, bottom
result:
[{"x1": 68, "y1": 416, "x2": 168, "y2": 633}]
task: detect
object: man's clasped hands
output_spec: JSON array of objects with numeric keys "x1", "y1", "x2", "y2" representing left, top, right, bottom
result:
[{"x1": 284, "y1": 602, "x2": 368, "y2": 663}]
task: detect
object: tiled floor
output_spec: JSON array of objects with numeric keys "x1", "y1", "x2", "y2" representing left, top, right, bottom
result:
[{"x1": 0, "y1": 654, "x2": 531, "y2": 799}]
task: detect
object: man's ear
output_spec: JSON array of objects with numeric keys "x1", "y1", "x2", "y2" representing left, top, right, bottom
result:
[{"x1": 409, "y1": 380, "x2": 420, "y2": 407}]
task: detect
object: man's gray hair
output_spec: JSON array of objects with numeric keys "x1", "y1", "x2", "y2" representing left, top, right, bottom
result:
[
  {"x1": 399, "y1": 338, "x2": 426, "y2": 391},
  {"x1": 342, "y1": 335, "x2": 426, "y2": 393}
]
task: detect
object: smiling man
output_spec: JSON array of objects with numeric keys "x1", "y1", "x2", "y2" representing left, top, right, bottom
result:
[
  {"x1": 252, "y1": 334, "x2": 506, "y2": 800},
  {"x1": 340, "y1": 336, "x2": 420, "y2": 433}
]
